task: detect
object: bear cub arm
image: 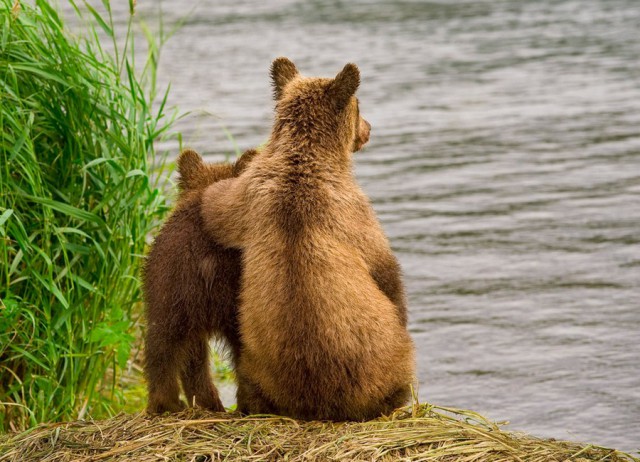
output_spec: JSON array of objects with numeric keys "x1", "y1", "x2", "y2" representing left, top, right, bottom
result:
[{"x1": 200, "y1": 174, "x2": 251, "y2": 249}]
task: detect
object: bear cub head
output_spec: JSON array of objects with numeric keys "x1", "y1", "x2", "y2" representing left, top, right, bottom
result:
[{"x1": 270, "y1": 57, "x2": 371, "y2": 155}]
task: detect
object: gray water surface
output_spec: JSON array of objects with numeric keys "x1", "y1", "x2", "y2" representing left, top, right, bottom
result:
[{"x1": 133, "y1": 0, "x2": 639, "y2": 452}]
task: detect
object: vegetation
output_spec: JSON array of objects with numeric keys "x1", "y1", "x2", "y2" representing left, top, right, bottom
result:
[
  {"x1": 0, "y1": 403, "x2": 637, "y2": 461},
  {"x1": 0, "y1": 0, "x2": 177, "y2": 431}
]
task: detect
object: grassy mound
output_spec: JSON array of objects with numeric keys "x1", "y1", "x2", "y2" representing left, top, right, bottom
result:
[{"x1": 0, "y1": 404, "x2": 636, "y2": 461}]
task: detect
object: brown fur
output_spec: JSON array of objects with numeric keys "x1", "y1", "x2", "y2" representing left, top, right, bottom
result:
[
  {"x1": 200, "y1": 58, "x2": 415, "y2": 420},
  {"x1": 142, "y1": 148, "x2": 258, "y2": 414}
]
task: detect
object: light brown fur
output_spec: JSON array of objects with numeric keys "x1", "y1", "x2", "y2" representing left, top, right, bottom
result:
[{"x1": 200, "y1": 58, "x2": 415, "y2": 420}]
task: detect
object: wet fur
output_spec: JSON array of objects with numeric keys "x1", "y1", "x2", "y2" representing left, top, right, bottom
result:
[
  {"x1": 142, "y1": 148, "x2": 257, "y2": 414},
  {"x1": 200, "y1": 58, "x2": 415, "y2": 420}
]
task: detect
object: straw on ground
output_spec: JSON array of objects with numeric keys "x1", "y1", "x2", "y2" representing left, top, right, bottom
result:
[{"x1": 0, "y1": 403, "x2": 637, "y2": 462}]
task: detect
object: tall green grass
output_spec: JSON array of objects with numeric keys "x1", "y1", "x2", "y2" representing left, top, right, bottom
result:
[{"x1": 0, "y1": 0, "x2": 177, "y2": 431}]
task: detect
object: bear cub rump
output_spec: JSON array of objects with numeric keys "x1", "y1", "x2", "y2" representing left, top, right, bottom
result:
[
  {"x1": 200, "y1": 58, "x2": 415, "y2": 420},
  {"x1": 143, "y1": 148, "x2": 257, "y2": 414}
]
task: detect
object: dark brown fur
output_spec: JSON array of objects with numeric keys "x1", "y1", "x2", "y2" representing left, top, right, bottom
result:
[
  {"x1": 200, "y1": 58, "x2": 415, "y2": 420},
  {"x1": 142, "y1": 148, "x2": 257, "y2": 414}
]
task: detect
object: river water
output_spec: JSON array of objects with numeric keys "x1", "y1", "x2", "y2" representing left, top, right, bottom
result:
[{"x1": 115, "y1": 0, "x2": 639, "y2": 451}]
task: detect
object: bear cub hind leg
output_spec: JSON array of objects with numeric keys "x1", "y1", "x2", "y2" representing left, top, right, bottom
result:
[
  {"x1": 144, "y1": 325, "x2": 187, "y2": 414},
  {"x1": 180, "y1": 333, "x2": 224, "y2": 411}
]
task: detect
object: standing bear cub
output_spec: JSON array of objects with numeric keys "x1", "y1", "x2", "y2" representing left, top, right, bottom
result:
[
  {"x1": 200, "y1": 58, "x2": 415, "y2": 420},
  {"x1": 143, "y1": 148, "x2": 257, "y2": 414}
]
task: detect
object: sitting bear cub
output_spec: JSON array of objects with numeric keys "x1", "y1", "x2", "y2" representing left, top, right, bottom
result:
[{"x1": 200, "y1": 58, "x2": 415, "y2": 420}]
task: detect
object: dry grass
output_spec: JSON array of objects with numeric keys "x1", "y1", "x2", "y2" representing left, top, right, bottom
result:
[{"x1": 0, "y1": 403, "x2": 637, "y2": 462}]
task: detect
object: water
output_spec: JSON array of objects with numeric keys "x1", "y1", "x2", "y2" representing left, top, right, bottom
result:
[{"x1": 130, "y1": 0, "x2": 639, "y2": 451}]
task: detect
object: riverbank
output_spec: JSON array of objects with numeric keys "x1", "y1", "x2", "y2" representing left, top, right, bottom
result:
[{"x1": 0, "y1": 404, "x2": 636, "y2": 461}]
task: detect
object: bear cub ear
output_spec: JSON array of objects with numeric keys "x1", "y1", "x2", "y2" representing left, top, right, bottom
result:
[
  {"x1": 271, "y1": 57, "x2": 299, "y2": 100},
  {"x1": 328, "y1": 63, "x2": 360, "y2": 111},
  {"x1": 177, "y1": 149, "x2": 203, "y2": 180}
]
